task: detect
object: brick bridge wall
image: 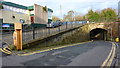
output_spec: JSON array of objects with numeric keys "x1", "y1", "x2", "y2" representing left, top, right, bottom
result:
[
  {"x1": 61, "y1": 22, "x2": 119, "y2": 43},
  {"x1": 83, "y1": 22, "x2": 119, "y2": 39}
]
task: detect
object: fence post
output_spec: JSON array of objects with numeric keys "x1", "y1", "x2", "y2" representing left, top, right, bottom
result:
[
  {"x1": 58, "y1": 26, "x2": 60, "y2": 32},
  {"x1": 32, "y1": 27, "x2": 35, "y2": 40},
  {"x1": 48, "y1": 28, "x2": 50, "y2": 34},
  {"x1": 66, "y1": 22, "x2": 67, "y2": 29}
]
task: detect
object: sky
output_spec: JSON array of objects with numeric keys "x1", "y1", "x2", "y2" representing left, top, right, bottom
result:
[{"x1": 3, "y1": 0, "x2": 120, "y2": 18}]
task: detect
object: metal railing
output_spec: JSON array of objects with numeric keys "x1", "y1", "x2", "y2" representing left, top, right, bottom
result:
[
  {"x1": 1, "y1": 21, "x2": 88, "y2": 45},
  {"x1": 22, "y1": 21, "x2": 84, "y2": 44}
]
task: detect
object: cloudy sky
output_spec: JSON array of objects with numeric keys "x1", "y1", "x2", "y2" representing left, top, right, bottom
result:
[{"x1": 3, "y1": 0, "x2": 120, "y2": 18}]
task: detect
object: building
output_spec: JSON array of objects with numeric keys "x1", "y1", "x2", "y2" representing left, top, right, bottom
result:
[
  {"x1": 0, "y1": 0, "x2": 53, "y2": 25},
  {"x1": 27, "y1": 4, "x2": 53, "y2": 24},
  {"x1": 48, "y1": 8, "x2": 53, "y2": 23},
  {"x1": 0, "y1": 0, "x2": 29, "y2": 24}
]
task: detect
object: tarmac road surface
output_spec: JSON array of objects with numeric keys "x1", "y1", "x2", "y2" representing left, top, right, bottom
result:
[{"x1": 1, "y1": 41, "x2": 114, "y2": 67}]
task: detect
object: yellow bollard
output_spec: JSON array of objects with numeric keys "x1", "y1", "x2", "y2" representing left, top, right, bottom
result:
[
  {"x1": 115, "y1": 37, "x2": 119, "y2": 42},
  {"x1": 13, "y1": 23, "x2": 22, "y2": 50}
]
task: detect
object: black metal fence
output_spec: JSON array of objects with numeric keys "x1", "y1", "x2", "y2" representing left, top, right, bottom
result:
[
  {"x1": 1, "y1": 21, "x2": 86, "y2": 45},
  {"x1": 22, "y1": 21, "x2": 85, "y2": 44},
  {"x1": 0, "y1": 19, "x2": 14, "y2": 46}
]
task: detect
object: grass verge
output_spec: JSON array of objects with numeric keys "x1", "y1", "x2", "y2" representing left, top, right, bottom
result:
[{"x1": 10, "y1": 41, "x2": 88, "y2": 55}]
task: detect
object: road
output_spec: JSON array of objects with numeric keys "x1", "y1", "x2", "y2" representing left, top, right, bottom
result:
[{"x1": 1, "y1": 41, "x2": 116, "y2": 67}]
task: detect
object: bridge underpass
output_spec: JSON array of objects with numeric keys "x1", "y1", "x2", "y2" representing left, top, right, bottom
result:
[{"x1": 90, "y1": 28, "x2": 107, "y2": 40}]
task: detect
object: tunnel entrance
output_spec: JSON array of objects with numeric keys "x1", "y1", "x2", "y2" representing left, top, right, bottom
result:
[{"x1": 90, "y1": 28, "x2": 107, "y2": 40}]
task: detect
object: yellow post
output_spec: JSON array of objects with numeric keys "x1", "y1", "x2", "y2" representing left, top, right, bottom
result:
[
  {"x1": 13, "y1": 23, "x2": 22, "y2": 50},
  {"x1": 115, "y1": 37, "x2": 119, "y2": 42}
]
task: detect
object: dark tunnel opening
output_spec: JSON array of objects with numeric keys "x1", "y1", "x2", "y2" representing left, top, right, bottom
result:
[{"x1": 90, "y1": 28, "x2": 107, "y2": 40}]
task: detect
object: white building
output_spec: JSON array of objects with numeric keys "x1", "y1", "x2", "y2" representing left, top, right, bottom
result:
[{"x1": 0, "y1": 0, "x2": 53, "y2": 25}]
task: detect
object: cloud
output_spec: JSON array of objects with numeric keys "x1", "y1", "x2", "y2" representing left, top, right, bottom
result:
[
  {"x1": 3, "y1": 0, "x2": 119, "y2": 18},
  {"x1": 43, "y1": 0, "x2": 119, "y2": 3}
]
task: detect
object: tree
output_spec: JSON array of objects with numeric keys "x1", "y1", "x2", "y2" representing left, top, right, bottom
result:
[
  {"x1": 86, "y1": 9, "x2": 94, "y2": 21},
  {"x1": 92, "y1": 12, "x2": 100, "y2": 22},
  {"x1": 52, "y1": 16, "x2": 61, "y2": 22},
  {"x1": 74, "y1": 15, "x2": 83, "y2": 21},
  {"x1": 100, "y1": 8, "x2": 117, "y2": 22},
  {"x1": 85, "y1": 8, "x2": 117, "y2": 23},
  {"x1": 85, "y1": 9, "x2": 100, "y2": 22},
  {"x1": 63, "y1": 10, "x2": 75, "y2": 22}
]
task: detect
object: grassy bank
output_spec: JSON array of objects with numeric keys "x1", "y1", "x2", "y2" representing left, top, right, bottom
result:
[{"x1": 10, "y1": 40, "x2": 88, "y2": 54}]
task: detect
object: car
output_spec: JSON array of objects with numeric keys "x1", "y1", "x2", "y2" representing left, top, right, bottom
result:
[{"x1": 46, "y1": 20, "x2": 62, "y2": 28}]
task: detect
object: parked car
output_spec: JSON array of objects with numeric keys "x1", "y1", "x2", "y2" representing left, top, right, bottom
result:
[{"x1": 46, "y1": 20, "x2": 62, "y2": 28}]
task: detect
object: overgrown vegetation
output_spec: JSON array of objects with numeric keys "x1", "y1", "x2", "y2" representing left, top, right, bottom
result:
[
  {"x1": 43, "y1": 6, "x2": 47, "y2": 12},
  {"x1": 12, "y1": 41, "x2": 86, "y2": 54},
  {"x1": 55, "y1": 8, "x2": 117, "y2": 23}
]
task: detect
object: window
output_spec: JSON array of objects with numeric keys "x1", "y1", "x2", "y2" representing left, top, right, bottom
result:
[
  {"x1": 16, "y1": 8, "x2": 19, "y2": 12},
  {"x1": 30, "y1": 10, "x2": 34, "y2": 14},
  {"x1": 48, "y1": 11, "x2": 52, "y2": 19},
  {"x1": 3, "y1": 5, "x2": 9, "y2": 11},
  {"x1": 2, "y1": 5, "x2": 28, "y2": 14},
  {"x1": 9, "y1": 7, "x2": 13, "y2": 11},
  {"x1": 20, "y1": 9, "x2": 22, "y2": 13},
  {"x1": 13, "y1": 7, "x2": 16, "y2": 12}
]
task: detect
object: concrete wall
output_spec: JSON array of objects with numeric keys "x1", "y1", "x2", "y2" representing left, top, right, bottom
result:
[
  {"x1": 0, "y1": 10, "x2": 30, "y2": 24},
  {"x1": 34, "y1": 4, "x2": 48, "y2": 24}
]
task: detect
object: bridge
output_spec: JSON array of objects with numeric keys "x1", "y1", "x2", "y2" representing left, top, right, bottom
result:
[{"x1": 80, "y1": 22, "x2": 119, "y2": 40}]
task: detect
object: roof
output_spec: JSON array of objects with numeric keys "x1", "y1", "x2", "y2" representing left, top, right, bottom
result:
[
  {"x1": 48, "y1": 8, "x2": 53, "y2": 12},
  {"x1": 27, "y1": 6, "x2": 34, "y2": 10},
  {"x1": 0, "y1": 1, "x2": 53, "y2": 12},
  {"x1": 0, "y1": 1, "x2": 27, "y2": 9}
]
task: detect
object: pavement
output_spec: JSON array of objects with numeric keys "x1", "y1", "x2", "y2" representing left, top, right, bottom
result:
[{"x1": 1, "y1": 41, "x2": 114, "y2": 67}]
